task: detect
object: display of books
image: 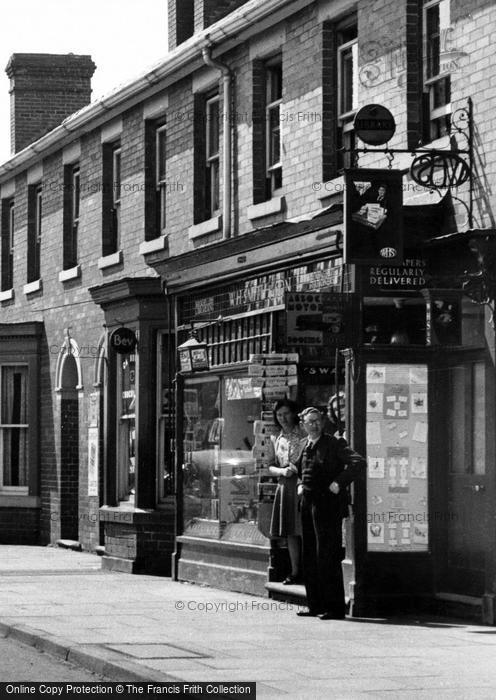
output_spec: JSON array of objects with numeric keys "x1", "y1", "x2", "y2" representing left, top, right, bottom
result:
[{"x1": 352, "y1": 203, "x2": 387, "y2": 230}]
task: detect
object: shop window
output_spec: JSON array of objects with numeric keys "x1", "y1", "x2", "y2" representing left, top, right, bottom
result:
[
  {"x1": 0, "y1": 365, "x2": 29, "y2": 492},
  {"x1": 157, "y1": 331, "x2": 174, "y2": 499},
  {"x1": 1, "y1": 198, "x2": 14, "y2": 291},
  {"x1": 117, "y1": 352, "x2": 136, "y2": 502},
  {"x1": 192, "y1": 314, "x2": 272, "y2": 367},
  {"x1": 337, "y1": 19, "x2": 358, "y2": 171},
  {"x1": 102, "y1": 141, "x2": 121, "y2": 256},
  {"x1": 423, "y1": 0, "x2": 451, "y2": 141},
  {"x1": 63, "y1": 164, "x2": 80, "y2": 270},
  {"x1": 182, "y1": 374, "x2": 260, "y2": 528},
  {"x1": 27, "y1": 184, "x2": 42, "y2": 283},
  {"x1": 363, "y1": 298, "x2": 427, "y2": 346}
]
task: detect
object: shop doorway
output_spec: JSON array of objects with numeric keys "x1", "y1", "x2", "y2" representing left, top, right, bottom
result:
[
  {"x1": 60, "y1": 353, "x2": 80, "y2": 541},
  {"x1": 440, "y1": 360, "x2": 492, "y2": 596}
]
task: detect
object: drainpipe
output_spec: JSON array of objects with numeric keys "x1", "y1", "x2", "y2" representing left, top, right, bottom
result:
[{"x1": 202, "y1": 45, "x2": 232, "y2": 239}]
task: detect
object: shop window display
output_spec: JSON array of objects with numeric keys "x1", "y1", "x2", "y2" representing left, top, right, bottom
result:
[{"x1": 183, "y1": 374, "x2": 261, "y2": 529}]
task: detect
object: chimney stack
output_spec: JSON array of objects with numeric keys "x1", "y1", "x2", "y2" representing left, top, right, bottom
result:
[
  {"x1": 6, "y1": 53, "x2": 96, "y2": 154},
  {"x1": 168, "y1": 0, "x2": 250, "y2": 51}
]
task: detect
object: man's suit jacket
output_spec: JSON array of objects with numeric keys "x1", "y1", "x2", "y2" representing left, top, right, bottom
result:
[{"x1": 298, "y1": 433, "x2": 366, "y2": 517}]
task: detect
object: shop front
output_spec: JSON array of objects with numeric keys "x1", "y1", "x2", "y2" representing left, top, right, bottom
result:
[{"x1": 172, "y1": 254, "x2": 350, "y2": 595}]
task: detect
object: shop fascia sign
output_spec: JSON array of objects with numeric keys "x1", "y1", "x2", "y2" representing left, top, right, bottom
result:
[{"x1": 182, "y1": 263, "x2": 343, "y2": 324}]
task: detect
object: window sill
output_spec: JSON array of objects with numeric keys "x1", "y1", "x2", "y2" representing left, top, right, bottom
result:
[
  {"x1": 23, "y1": 279, "x2": 42, "y2": 295},
  {"x1": 247, "y1": 196, "x2": 285, "y2": 221},
  {"x1": 0, "y1": 288, "x2": 14, "y2": 302},
  {"x1": 0, "y1": 494, "x2": 39, "y2": 507},
  {"x1": 139, "y1": 236, "x2": 167, "y2": 255},
  {"x1": 98, "y1": 250, "x2": 123, "y2": 270},
  {"x1": 188, "y1": 215, "x2": 222, "y2": 240},
  {"x1": 59, "y1": 265, "x2": 81, "y2": 282}
]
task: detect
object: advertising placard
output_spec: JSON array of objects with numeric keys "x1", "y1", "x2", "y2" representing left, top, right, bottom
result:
[
  {"x1": 344, "y1": 168, "x2": 403, "y2": 265},
  {"x1": 285, "y1": 292, "x2": 359, "y2": 349},
  {"x1": 366, "y1": 364, "x2": 428, "y2": 552}
]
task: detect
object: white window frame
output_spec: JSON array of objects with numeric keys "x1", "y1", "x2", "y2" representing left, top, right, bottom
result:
[
  {"x1": 206, "y1": 95, "x2": 220, "y2": 218},
  {"x1": 112, "y1": 145, "x2": 121, "y2": 249},
  {"x1": 423, "y1": 0, "x2": 451, "y2": 138},
  {"x1": 0, "y1": 363, "x2": 29, "y2": 495},
  {"x1": 155, "y1": 124, "x2": 167, "y2": 233},
  {"x1": 265, "y1": 59, "x2": 282, "y2": 196},
  {"x1": 337, "y1": 22, "x2": 358, "y2": 169}
]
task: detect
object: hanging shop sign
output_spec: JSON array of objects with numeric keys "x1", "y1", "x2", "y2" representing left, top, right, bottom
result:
[
  {"x1": 285, "y1": 292, "x2": 360, "y2": 349},
  {"x1": 410, "y1": 152, "x2": 470, "y2": 189},
  {"x1": 344, "y1": 168, "x2": 403, "y2": 265},
  {"x1": 361, "y1": 258, "x2": 427, "y2": 294},
  {"x1": 354, "y1": 104, "x2": 396, "y2": 146},
  {"x1": 110, "y1": 327, "x2": 137, "y2": 354}
]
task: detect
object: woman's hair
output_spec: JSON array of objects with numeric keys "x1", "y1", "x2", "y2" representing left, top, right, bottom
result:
[
  {"x1": 272, "y1": 398, "x2": 299, "y2": 427},
  {"x1": 328, "y1": 391, "x2": 346, "y2": 427}
]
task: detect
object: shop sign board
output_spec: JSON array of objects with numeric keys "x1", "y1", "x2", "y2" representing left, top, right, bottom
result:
[
  {"x1": 361, "y1": 258, "x2": 427, "y2": 294},
  {"x1": 354, "y1": 104, "x2": 396, "y2": 146},
  {"x1": 179, "y1": 260, "x2": 345, "y2": 323},
  {"x1": 285, "y1": 292, "x2": 359, "y2": 349},
  {"x1": 110, "y1": 327, "x2": 137, "y2": 354},
  {"x1": 344, "y1": 168, "x2": 403, "y2": 265}
]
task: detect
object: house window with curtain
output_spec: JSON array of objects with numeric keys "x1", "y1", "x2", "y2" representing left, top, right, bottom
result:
[{"x1": 0, "y1": 365, "x2": 29, "y2": 492}]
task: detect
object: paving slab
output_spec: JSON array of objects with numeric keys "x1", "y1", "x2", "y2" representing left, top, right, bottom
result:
[{"x1": 1, "y1": 545, "x2": 496, "y2": 698}]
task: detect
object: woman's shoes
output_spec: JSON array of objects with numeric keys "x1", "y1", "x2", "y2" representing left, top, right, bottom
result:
[{"x1": 282, "y1": 574, "x2": 302, "y2": 585}]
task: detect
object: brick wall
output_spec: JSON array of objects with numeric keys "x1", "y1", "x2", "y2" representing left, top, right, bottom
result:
[{"x1": 0, "y1": 508, "x2": 40, "y2": 544}]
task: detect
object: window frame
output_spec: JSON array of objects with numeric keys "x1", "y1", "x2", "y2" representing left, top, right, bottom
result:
[
  {"x1": 155, "y1": 123, "x2": 167, "y2": 234},
  {"x1": 265, "y1": 58, "x2": 283, "y2": 197},
  {"x1": 336, "y1": 20, "x2": 358, "y2": 171},
  {"x1": 205, "y1": 94, "x2": 220, "y2": 219},
  {"x1": 156, "y1": 330, "x2": 174, "y2": 501},
  {"x1": 63, "y1": 164, "x2": 80, "y2": 270},
  {"x1": 27, "y1": 183, "x2": 42, "y2": 283},
  {"x1": 102, "y1": 141, "x2": 121, "y2": 256},
  {"x1": 423, "y1": 0, "x2": 452, "y2": 141},
  {"x1": 0, "y1": 363, "x2": 29, "y2": 495},
  {"x1": 1, "y1": 198, "x2": 14, "y2": 291}
]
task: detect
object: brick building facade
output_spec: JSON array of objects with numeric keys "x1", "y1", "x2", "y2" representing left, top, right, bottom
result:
[{"x1": 0, "y1": 0, "x2": 495, "y2": 622}]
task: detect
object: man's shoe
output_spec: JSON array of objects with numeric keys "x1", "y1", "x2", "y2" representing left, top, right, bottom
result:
[
  {"x1": 283, "y1": 574, "x2": 302, "y2": 585},
  {"x1": 296, "y1": 609, "x2": 320, "y2": 617},
  {"x1": 318, "y1": 612, "x2": 345, "y2": 620}
]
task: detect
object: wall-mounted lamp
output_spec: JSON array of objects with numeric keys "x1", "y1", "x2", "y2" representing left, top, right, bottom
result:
[{"x1": 177, "y1": 330, "x2": 209, "y2": 373}]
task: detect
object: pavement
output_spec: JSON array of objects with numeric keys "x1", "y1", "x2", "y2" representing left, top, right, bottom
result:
[{"x1": 1, "y1": 545, "x2": 496, "y2": 699}]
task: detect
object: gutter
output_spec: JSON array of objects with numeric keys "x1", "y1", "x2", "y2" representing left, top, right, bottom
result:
[{"x1": 0, "y1": 0, "x2": 315, "y2": 182}]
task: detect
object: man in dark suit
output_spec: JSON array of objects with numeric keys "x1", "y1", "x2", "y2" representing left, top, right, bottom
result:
[{"x1": 297, "y1": 407, "x2": 365, "y2": 620}]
